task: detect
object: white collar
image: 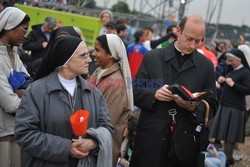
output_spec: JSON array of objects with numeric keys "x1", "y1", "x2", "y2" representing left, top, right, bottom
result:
[
  {"x1": 174, "y1": 41, "x2": 185, "y2": 56},
  {"x1": 234, "y1": 64, "x2": 244, "y2": 71}
]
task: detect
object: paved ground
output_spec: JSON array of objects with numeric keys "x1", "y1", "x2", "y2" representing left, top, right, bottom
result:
[{"x1": 234, "y1": 136, "x2": 250, "y2": 167}]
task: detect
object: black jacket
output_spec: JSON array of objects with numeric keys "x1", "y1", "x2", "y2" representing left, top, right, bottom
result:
[
  {"x1": 23, "y1": 24, "x2": 49, "y2": 63},
  {"x1": 130, "y1": 42, "x2": 218, "y2": 167},
  {"x1": 221, "y1": 67, "x2": 250, "y2": 110}
]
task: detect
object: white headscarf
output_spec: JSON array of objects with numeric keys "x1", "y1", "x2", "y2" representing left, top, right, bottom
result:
[
  {"x1": 0, "y1": 7, "x2": 26, "y2": 32},
  {"x1": 106, "y1": 34, "x2": 134, "y2": 111},
  {"x1": 238, "y1": 44, "x2": 250, "y2": 66}
]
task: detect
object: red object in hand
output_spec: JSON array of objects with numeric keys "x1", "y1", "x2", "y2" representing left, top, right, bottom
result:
[
  {"x1": 70, "y1": 110, "x2": 89, "y2": 136},
  {"x1": 181, "y1": 86, "x2": 194, "y2": 99}
]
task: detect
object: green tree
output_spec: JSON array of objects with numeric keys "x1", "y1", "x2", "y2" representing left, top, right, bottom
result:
[
  {"x1": 111, "y1": 1, "x2": 130, "y2": 14},
  {"x1": 85, "y1": 0, "x2": 96, "y2": 9}
]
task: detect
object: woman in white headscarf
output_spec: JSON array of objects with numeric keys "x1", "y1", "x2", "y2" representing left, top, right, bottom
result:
[
  {"x1": 238, "y1": 44, "x2": 250, "y2": 67},
  {"x1": 0, "y1": 7, "x2": 30, "y2": 167},
  {"x1": 89, "y1": 34, "x2": 133, "y2": 167},
  {"x1": 238, "y1": 44, "x2": 250, "y2": 135}
]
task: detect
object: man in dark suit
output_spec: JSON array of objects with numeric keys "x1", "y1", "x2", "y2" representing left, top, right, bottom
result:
[
  {"x1": 130, "y1": 14, "x2": 218, "y2": 167},
  {"x1": 22, "y1": 16, "x2": 56, "y2": 74}
]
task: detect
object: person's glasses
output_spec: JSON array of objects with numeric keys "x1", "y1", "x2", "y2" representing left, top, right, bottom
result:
[
  {"x1": 80, "y1": 49, "x2": 94, "y2": 59},
  {"x1": 19, "y1": 27, "x2": 28, "y2": 34}
]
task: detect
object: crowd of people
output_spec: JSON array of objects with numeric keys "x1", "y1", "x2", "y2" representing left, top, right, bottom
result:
[{"x1": 0, "y1": 4, "x2": 250, "y2": 167}]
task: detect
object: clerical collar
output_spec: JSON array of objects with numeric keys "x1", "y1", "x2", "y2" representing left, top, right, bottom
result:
[
  {"x1": 174, "y1": 41, "x2": 185, "y2": 56},
  {"x1": 234, "y1": 64, "x2": 244, "y2": 71}
]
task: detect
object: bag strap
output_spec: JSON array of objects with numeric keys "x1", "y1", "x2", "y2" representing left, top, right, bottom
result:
[{"x1": 201, "y1": 100, "x2": 210, "y2": 127}]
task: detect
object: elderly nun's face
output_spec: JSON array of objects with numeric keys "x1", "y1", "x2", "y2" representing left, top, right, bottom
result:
[
  {"x1": 226, "y1": 56, "x2": 241, "y2": 68},
  {"x1": 64, "y1": 42, "x2": 92, "y2": 76}
]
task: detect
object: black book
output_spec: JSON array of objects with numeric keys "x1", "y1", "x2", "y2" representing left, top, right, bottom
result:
[{"x1": 167, "y1": 83, "x2": 213, "y2": 102}]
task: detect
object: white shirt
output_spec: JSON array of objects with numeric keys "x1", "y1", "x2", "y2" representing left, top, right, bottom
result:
[
  {"x1": 143, "y1": 40, "x2": 152, "y2": 51},
  {"x1": 57, "y1": 74, "x2": 77, "y2": 96},
  {"x1": 234, "y1": 64, "x2": 244, "y2": 71}
]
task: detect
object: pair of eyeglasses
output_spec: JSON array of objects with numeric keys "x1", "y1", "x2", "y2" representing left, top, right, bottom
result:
[
  {"x1": 19, "y1": 27, "x2": 28, "y2": 34},
  {"x1": 80, "y1": 49, "x2": 94, "y2": 58}
]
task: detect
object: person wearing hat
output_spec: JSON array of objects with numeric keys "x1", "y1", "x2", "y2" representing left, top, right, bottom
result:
[
  {"x1": 89, "y1": 34, "x2": 133, "y2": 167},
  {"x1": 22, "y1": 16, "x2": 57, "y2": 71},
  {"x1": 99, "y1": 9, "x2": 113, "y2": 36},
  {"x1": 0, "y1": 7, "x2": 30, "y2": 167},
  {"x1": 210, "y1": 48, "x2": 250, "y2": 166},
  {"x1": 238, "y1": 44, "x2": 250, "y2": 66},
  {"x1": 15, "y1": 36, "x2": 114, "y2": 167}
]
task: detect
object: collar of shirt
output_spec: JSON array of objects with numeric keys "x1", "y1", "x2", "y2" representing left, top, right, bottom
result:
[
  {"x1": 234, "y1": 64, "x2": 244, "y2": 71},
  {"x1": 174, "y1": 41, "x2": 185, "y2": 56},
  {"x1": 41, "y1": 26, "x2": 50, "y2": 41}
]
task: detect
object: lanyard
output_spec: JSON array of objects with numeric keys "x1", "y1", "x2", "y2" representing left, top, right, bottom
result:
[{"x1": 68, "y1": 87, "x2": 78, "y2": 113}]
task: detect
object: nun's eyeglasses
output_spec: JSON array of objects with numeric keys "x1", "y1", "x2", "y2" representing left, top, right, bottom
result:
[
  {"x1": 80, "y1": 49, "x2": 94, "y2": 58},
  {"x1": 19, "y1": 27, "x2": 28, "y2": 34}
]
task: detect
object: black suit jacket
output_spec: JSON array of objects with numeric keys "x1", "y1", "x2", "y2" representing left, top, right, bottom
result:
[{"x1": 23, "y1": 24, "x2": 50, "y2": 63}]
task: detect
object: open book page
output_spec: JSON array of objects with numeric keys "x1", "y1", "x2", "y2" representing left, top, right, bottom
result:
[
  {"x1": 192, "y1": 92, "x2": 207, "y2": 99},
  {"x1": 168, "y1": 84, "x2": 213, "y2": 102}
]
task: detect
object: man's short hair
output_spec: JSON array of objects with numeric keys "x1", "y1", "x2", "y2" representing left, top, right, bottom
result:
[
  {"x1": 178, "y1": 15, "x2": 188, "y2": 31},
  {"x1": 166, "y1": 25, "x2": 177, "y2": 34},
  {"x1": 44, "y1": 16, "x2": 57, "y2": 28},
  {"x1": 116, "y1": 17, "x2": 127, "y2": 25},
  {"x1": 106, "y1": 21, "x2": 116, "y2": 29},
  {"x1": 143, "y1": 27, "x2": 153, "y2": 33},
  {"x1": 117, "y1": 24, "x2": 127, "y2": 34}
]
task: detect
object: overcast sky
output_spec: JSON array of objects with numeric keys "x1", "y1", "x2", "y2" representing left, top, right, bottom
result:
[
  {"x1": 187, "y1": 0, "x2": 249, "y2": 26},
  {"x1": 96, "y1": 0, "x2": 250, "y2": 27}
]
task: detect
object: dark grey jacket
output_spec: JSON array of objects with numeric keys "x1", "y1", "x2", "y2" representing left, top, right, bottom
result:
[{"x1": 14, "y1": 71, "x2": 114, "y2": 167}]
